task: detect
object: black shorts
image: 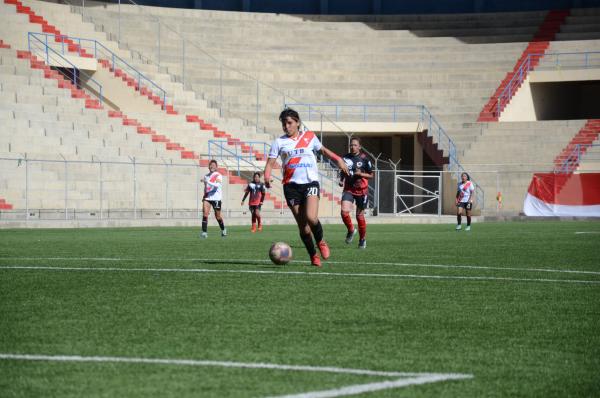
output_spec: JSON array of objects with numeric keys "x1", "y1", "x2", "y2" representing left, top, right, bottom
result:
[
  {"x1": 249, "y1": 204, "x2": 262, "y2": 212},
  {"x1": 283, "y1": 181, "x2": 320, "y2": 207},
  {"x1": 457, "y1": 202, "x2": 473, "y2": 210},
  {"x1": 204, "y1": 199, "x2": 222, "y2": 211},
  {"x1": 341, "y1": 191, "x2": 368, "y2": 210}
]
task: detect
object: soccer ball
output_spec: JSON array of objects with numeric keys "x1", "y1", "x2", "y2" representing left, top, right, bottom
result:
[{"x1": 269, "y1": 242, "x2": 292, "y2": 265}]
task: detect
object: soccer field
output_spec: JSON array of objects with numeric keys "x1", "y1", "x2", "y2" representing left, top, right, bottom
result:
[{"x1": 1, "y1": 222, "x2": 599, "y2": 397}]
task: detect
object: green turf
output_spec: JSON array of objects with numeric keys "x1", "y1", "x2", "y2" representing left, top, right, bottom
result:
[{"x1": 1, "y1": 222, "x2": 599, "y2": 397}]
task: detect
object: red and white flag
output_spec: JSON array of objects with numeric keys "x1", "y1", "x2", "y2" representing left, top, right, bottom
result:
[{"x1": 523, "y1": 173, "x2": 600, "y2": 217}]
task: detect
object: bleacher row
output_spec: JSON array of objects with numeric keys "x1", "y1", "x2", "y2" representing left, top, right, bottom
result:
[{"x1": 1, "y1": 0, "x2": 599, "y2": 217}]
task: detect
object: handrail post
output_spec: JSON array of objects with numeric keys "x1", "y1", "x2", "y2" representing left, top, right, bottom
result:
[
  {"x1": 45, "y1": 33, "x2": 49, "y2": 64},
  {"x1": 363, "y1": 105, "x2": 367, "y2": 122},
  {"x1": 94, "y1": 39, "x2": 97, "y2": 58},
  {"x1": 78, "y1": 37, "x2": 82, "y2": 57}
]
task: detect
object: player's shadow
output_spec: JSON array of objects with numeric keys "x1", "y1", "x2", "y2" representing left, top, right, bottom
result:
[{"x1": 189, "y1": 259, "x2": 281, "y2": 269}]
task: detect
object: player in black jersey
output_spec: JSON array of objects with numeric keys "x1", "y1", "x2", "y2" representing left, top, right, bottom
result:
[
  {"x1": 241, "y1": 172, "x2": 266, "y2": 232},
  {"x1": 339, "y1": 137, "x2": 373, "y2": 249}
]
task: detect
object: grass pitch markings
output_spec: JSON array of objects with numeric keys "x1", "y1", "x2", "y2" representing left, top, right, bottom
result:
[
  {"x1": 1, "y1": 265, "x2": 599, "y2": 285},
  {"x1": 1, "y1": 256, "x2": 599, "y2": 276},
  {"x1": 0, "y1": 353, "x2": 472, "y2": 398}
]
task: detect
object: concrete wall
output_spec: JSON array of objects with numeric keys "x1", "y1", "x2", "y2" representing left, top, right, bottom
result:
[
  {"x1": 500, "y1": 68, "x2": 600, "y2": 122},
  {"x1": 130, "y1": 0, "x2": 600, "y2": 14}
]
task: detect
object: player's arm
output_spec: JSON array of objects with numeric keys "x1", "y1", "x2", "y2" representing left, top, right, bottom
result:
[
  {"x1": 241, "y1": 190, "x2": 249, "y2": 206},
  {"x1": 260, "y1": 189, "x2": 266, "y2": 205},
  {"x1": 320, "y1": 146, "x2": 349, "y2": 175},
  {"x1": 354, "y1": 169, "x2": 373, "y2": 179},
  {"x1": 469, "y1": 185, "x2": 475, "y2": 204},
  {"x1": 263, "y1": 157, "x2": 278, "y2": 188}
]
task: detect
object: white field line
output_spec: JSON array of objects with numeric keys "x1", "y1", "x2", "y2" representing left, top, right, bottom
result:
[
  {"x1": 575, "y1": 231, "x2": 600, "y2": 234},
  {"x1": 267, "y1": 374, "x2": 470, "y2": 398},
  {"x1": 0, "y1": 353, "x2": 472, "y2": 398},
  {"x1": 1, "y1": 256, "x2": 599, "y2": 276},
  {"x1": 1, "y1": 265, "x2": 599, "y2": 285}
]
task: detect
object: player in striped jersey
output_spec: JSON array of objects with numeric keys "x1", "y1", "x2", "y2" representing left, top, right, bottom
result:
[
  {"x1": 456, "y1": 172, "x2": 475, "y2": 231},
  {"x1": 263, "y1": 108, "x2": 349, "y2": 267},
  {"x1": 201, "y1": 159, "x2": 227, "y2": 238},
  {"x1": 241, "y1": 172, "x2": 266, "y2": 232}
]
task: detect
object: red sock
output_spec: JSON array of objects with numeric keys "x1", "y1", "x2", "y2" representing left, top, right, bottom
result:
[
  {"x1": 356, "y1": 213, "x2": 367, "y2": 240},
  {"x1": 341, "y1": 211, "x2": 354, "y2": 232}
]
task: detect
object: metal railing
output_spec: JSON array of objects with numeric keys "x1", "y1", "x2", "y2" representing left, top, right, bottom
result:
[
  {"x1": 0, "y1": 155, "x2": 297, "y2": 220},
  {"x1": 287, "y1": 102, "x2": 484, "y2": 209},
  {"x1": 496, "y1": 51, "x2": 600, "y2": 118},
  {"x1": 555, "y1": 143, "x2": 600, "y2": 174},
  {"x1": 28, "y1": 32, "x2": 167, "y2": 108},
  {"x1": 208, "y1": 140, "x2": 269, "y2": 164},
  {"x1": 28, "y1": 32, "x2": 103, "y2": 103}
]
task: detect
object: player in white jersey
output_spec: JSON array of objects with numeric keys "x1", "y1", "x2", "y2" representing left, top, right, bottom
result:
[
  {"x1": 456, "y1": 172, "x2": 475, "y2": 231},
  {"x1": 264, "y1": 108, "x2": 349, "y2": 267},
  {"x1": 201, "y1": 159, "x2": 227, "y2": 238}
]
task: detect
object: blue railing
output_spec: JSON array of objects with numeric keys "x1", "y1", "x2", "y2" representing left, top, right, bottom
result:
[
  {"x1": 28, "y1": 32, "x2": 103, "y2": 103},
  {"x1": 28, "y1": 32, "x2": 168, "y2": 108},
  {"x1": 556, "y1": 143, "x2": 600, "y2": 174},
  {"x1": 286, "y1": 102, "x2": 484, "y2": 209},
  {"x1": 208, "y1": 139, "x2": 344, "y2": 197},
  {"x1": 208, "y1": 140, "x2": 269, "y2": 164},
  {"x1": 496, "y1": 51, "x2": 600, "y2": 118},
  {"x1": 288, "y1": 103, "x2": 459, "y2": 169}
]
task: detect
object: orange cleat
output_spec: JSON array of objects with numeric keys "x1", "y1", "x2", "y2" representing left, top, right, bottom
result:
[
  {"x1": 251, "y1": 224, "x2": 256, "y2": 233},
  {"x1": 317, "y1": 240, "x2": 330, "y2": 260},
  {"x1": 257, "y1": 224, "x2": 263, "y2": 232},
  {"x1": 311, "y1": 254, "x2": 322, "y2": 267}
]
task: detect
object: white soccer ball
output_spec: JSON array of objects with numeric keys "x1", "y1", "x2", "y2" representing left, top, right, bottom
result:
[{"x1": 269, "y1": 242, "x2": 293, "y2": 265}]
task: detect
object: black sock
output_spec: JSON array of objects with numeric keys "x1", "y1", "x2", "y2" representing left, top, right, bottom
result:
[
  {"x1": 217, "y1": 219, "x2": 225, "y2": 231},
  {"x1": 202, "y1": 216, "x2": 208, "y2": 232},
  {"x1": 467, "y1": 216, "x2": 471, "y2": 226},
  {"x1": 457, "y1": 215, "x2": 461, "y2": 225},
  {"x1": 310, "y1": 221, "x2": 323, "y2": 243},
  {"x1": 300, "y1": 232, "x2": 317, "y2": 257}
]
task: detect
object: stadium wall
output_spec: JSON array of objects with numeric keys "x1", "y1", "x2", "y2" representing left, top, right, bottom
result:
[{"x1": 128, "y1": 0, "x2": 600, "y2": 14}]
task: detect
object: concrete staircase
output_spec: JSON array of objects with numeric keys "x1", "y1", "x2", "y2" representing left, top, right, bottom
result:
[{"x1": 0, "y1": 0, "x2": 344, "y2": 218}]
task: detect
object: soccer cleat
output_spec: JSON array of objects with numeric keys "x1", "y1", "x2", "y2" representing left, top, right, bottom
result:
[
  {"x1": 358, "y1": 239, "x2": 366, "y2": 249},
  {"x1": 221, "y1": 228, "x2": 227, "y2": 237},
  {"x1": 251, "y1": 224, "x2": 257, "y2": 233},
  {"x1": 200, "y1": 232, "x2": 208, "y2": 239},
  {"x1": 455, "y1": 225, "x2": 462, "y2": 231},
  {"x1": 345, "y1": 228, "x2": 357, "y2": 244},
  {"x1": 311, "y1": 254, "x2": 322, "y2": 267},
  {"x1": 317, "y1": 240, "x2": 330, "y2": 260},
  {"x1": 465, "y1": 226, "x2": 471, "y2": 231},
  {"x1": 257, "y1": 225, "x2": 263, "y2": 232}
]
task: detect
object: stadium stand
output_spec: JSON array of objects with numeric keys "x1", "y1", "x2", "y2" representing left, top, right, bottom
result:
[
  {"x1": 1, "y1": 0, "x2": 599, "y2": 219},
  {"x1": 0, "y1": 0, "x2": 345, "y2": 218}
]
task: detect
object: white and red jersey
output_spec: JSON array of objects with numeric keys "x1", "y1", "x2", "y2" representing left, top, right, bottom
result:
[
  {"x1": 268, "y1": 130, "x2": 322, "y2": 185},
  {"x1": 457, "y1": 180, "x2": 475, "y2": 203},
  {"x1": 203, "y1": 171, "x2": 223, "y2": 201}
]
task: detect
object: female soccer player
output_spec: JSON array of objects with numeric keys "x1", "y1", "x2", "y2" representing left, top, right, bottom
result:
[
  {"x1": 263, "y1": 108, "x2": 349, "y2": 267},
  {"x1": 339, "y1": 137, "x2": 373, "y2": 249},
  {"x1": 241, "y1": 172, "x2": 266, "y2": 232},
  {"x1": 201, "y1": 159, "x2": 227, "y2": 238},
  {"x1": 456, "y1": 172, "x2": 475, "y2": 231}
]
